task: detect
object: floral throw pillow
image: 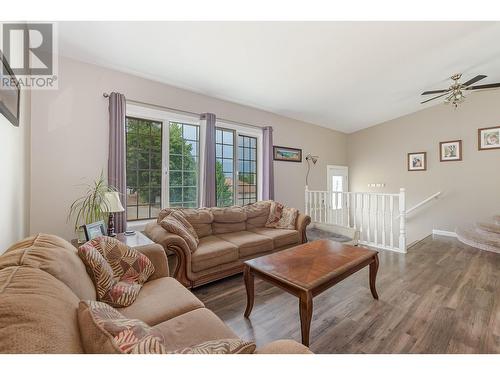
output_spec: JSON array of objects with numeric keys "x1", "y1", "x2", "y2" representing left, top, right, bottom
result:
[
  {"x1": 265, "y1": 202, "x2": 298, "y2": 230},
  {"x1": 265, "y1": 201, "x2": 284, "y2": 228},
  {"x1": 276, "y1": 207, "x2": 299, "y2": 230},
  {"x1": 160, "y1": 211, "x2": 199, "y2": 253},
  {"x1": 78, "y1": 300, "x2": 167, "y2": 354},
  {"x1": 170, "y1": 339, "x2": 256, "y2": 354},
  {"x1": 78, "y1": 237, "x2": 155, "y2": 307},
  {"x1": 78, "y1": 301, "x2": 256, "y2": 354}
]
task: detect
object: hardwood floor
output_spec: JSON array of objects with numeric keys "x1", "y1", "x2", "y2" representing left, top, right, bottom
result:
[{"x1": 193, "y1": 235, "x2": 500, "y2": 353}]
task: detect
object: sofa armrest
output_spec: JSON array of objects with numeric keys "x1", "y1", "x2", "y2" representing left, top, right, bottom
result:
[
  {"x1": 296, "y1": 213, "x2": 311, "y2": 243},
  {"x1": 135, "y1": 243, "x2": 169, "y2": 280},
  {"x1": 254, "y1": 340, "x2": 313, "y2": 354},
  {"x1": 144, "y1": 222, "x2": 192, "y2": 287}
]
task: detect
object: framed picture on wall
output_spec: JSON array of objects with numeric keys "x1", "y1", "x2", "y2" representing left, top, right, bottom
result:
[
  {"x1": 478, "y1": 126, "x2": 500, "y2": 150},
  {"x1": 439, "y1": 140, "x2": 462, "y2": 161},
  {"x1": 273, "y1": 146, "x2": 302, "y2": 162},
  {"x1": 0, "y1": 52, "x2": 20, "y2": 127},
  {"x1": 407, "y1": 152, "x2": 427, "y2": 171}
]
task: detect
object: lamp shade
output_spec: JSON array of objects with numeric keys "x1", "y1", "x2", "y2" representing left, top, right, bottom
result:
[{"x1": 101, "y1": 191, "x2": 125, "y2": 213}]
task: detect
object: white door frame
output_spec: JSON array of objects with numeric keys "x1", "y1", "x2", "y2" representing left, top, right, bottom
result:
[{"x1": 327, "y1": 165, "x2": 349, "y2": 193}]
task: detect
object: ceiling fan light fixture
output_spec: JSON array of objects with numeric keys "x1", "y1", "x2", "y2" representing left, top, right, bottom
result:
[{"x1": 420, "y1": 73, "x2": 500, "y2": 107}]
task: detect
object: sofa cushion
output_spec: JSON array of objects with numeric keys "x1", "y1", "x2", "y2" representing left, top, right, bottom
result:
[
  {"x1": 1, "y1": 233, "x2": 96, "y2": 300},
  {"x1": 179, "y1": 209, "x2": 214, "y2": 238},
  {"x1": 118, "y1": 277, "x2": 204, "y2": 326},
  {"x1": 191, "y1": 236, "x2": 239, "y2": 272},
  {"x1": 254, "y1": 339, "x2": 313, "y2": 354},
  {"x1": 216, "y1": 231, "x2": 274, "y2": 258},
  {"x1": 247, "y1": 227, "x2": 300, "y2": 248},
  {"x1": 245, "y1": 201, "x2": 272, "y2": 229},
  {"x1": 212, "y1": 221, "x2": 247, "y2": 234},
  {"x1": 79, "y1": 237, "x2": 155, "y2": 307},
  {"x1": 0, "y1": 266, "x2": 84, "y2": 353},
  {"x1": 160, "y1": 212, "x2": 199, "y2": 252},
  {"x1": 153, "y1": 308, "x2": 239, "y2": 352},
  {"x1": 211, "y1": 206, "x2": 247, "y2": 223},
  {"x1": 78, "y1": 300, "x2": 167, "y2": 354}
]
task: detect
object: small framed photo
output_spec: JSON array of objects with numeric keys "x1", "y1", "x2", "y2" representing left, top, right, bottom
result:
[
  {"x1": 478, "y1": 126, "x2": 500, "y2": 150},
  {"x1": 83, "y1": 220, "x2": 107, "y2": 241},
  {"x1": 440, "y1": 140, "x2": 462, "y2": 162},
  {"x1": 273, "y1": 146, "x2": 302, "y2": 162},
  {"x1": 407, "y1": 152, "x2": 427, "y2": 171}
]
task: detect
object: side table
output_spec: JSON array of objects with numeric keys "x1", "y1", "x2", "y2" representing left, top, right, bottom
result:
[{"x1": 71, "y1": 231, "x2": 154, "y2": 248}]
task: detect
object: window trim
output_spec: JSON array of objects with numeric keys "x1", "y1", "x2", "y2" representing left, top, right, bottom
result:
[
  {"x1": 126, "y1": 105, "x2": 203, "y2": 216},
  {"x1": 216, "y1": 121, "x2": 263, "y2": 205}
]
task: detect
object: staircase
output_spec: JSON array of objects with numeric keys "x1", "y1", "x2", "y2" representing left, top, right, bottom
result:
[{"x1": 456, "y1": 215, "x2": 500, "y2": 254}]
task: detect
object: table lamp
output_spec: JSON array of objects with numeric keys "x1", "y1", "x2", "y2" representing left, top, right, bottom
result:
[{"x1": 101, "y1": 191, "x2": 125, "y2": 237}]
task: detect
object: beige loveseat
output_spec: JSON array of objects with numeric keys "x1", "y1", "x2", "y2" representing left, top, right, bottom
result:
[
  {"x1": 145, "y1": 201, "x2": 311, "y2": 288},
  {"x1": 0, "y1": 233, "x2": 311, "y2": 354}
]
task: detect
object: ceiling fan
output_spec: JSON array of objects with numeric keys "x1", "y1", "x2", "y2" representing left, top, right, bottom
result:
[{"x1": 421, "y1": 73, "x2": 500, "y2": 107}]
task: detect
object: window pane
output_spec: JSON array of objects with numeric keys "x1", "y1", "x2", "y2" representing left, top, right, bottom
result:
[
  {"x1": 223, "y1": 145, "x2": 233, "y2": 158},
  {"x1": 223, "y1": 159, "x2": 233, "y2": 173},
  {"x1": 183, "y1": 155, "x2": 198, "y2": 171},
  {"x1": 215, "y1": 128, "x2": 235, "y2": 207},
  {"x1": 169, "y1": 187, "x2": 182, "y2": 202},
  {"x1": 237, "y1": 135, "x2": 258, "y2": 205},
  {"x1": 184, "y1": 171, "x2": 198, "y2": 187},
  {"x1": 223, "y1": 131, "x2": 233, "y2": 144},
  {"x1": 126, "y1": 117, "x2": 162, "y2": 221},
  {"x1": 183, "y1": 125, "x2": 197, "y2": 140},
  {"x1": 168, "y1": 122, "x2": 200, "y2": 208}
]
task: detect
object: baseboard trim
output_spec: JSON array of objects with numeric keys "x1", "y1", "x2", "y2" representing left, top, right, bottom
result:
[{"x1": 432, "y1": 229, "x2": 457, "y2": 238}]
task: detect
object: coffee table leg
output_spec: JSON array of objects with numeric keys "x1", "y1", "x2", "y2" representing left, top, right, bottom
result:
[
  {"x1": 299, "y1": 292, "x2": 313, "y2": 347},
  {"x1": 369, "y1": 254, "x2": 379, "y2": 300},
  {"x1": 244, "y1": 265, "x2": 255, "y2": 318}
]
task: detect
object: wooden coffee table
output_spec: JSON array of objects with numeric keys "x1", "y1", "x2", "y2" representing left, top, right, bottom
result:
[{"x1": 243, "y1": 239, "x2": 379, "y2": 346}]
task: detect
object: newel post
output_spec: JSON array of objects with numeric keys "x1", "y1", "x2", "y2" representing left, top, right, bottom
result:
[{"x1": 399, "y1": 188, "x2": 407, "y2": 252}]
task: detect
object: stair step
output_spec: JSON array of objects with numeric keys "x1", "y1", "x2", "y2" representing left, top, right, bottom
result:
[
  {"x1": 476, "y1": 222, "x2": 500, "y2": 234},
  {"x1": 456, "y1": 226, "x2": 500, "y2": 254}
]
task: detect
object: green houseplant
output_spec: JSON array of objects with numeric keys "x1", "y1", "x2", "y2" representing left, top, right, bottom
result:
[{"x1": 68, "y1": 172, "x2": 117, "y2": 242}]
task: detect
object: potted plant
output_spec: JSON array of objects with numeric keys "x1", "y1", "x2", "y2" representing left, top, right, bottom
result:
[{"x1": 68, "y1": 172, "x2": 117, "y2": 243}]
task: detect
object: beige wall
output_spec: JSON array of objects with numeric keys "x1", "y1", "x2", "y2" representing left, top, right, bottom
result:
[
  {"x1": 0, "y1": 79, "x2": 31, "y2": 253},
  {"x1": 30, "y1": 57, "x2": 347, "y2": 241},
  {"x1": 347, "y1": 90, "x2": 500, "y2": 245}
]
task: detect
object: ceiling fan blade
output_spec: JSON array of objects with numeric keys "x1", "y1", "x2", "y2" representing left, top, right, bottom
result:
[
  {"x1": 421, "y1": 89, "x2": 450, "y2": 95},
  {"x1": 462, "y1": 75, "x2": 487, "y2": 87},
  {"x1": 420, "y1": 92, "x2": 449, "y2": 104},
  {"x1": 465, "y1": 83, "x2": 500, "y2": 90}
]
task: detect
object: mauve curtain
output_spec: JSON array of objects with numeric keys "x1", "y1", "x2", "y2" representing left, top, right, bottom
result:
[
  {"x1": 201, "y1": 113, "x2": 217, "y2": 207},
  {"x1": 262, "y1": 126, "x2": 275, "y2": 200},
  {"x1": 107, "y1": 92, "x2": 127, "y2": 233}
]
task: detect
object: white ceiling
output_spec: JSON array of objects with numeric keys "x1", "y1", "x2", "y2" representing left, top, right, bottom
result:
[{"x1": 58, "y1": 21, "x2": 500, "y2": 133}]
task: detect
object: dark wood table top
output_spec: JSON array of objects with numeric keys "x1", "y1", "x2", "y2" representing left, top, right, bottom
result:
[{"x1": 244, "y1": 239, "x2": 378, "y2": 290}]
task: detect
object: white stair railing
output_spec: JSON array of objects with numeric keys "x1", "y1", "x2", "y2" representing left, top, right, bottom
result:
[{"x1": 305, "y1": 187, "x2": 407, "y2": 253}]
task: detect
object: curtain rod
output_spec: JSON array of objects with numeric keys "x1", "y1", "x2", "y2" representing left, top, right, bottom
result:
[{"x1": 103, "y1": 93, "x2": 264, "y2": 130}]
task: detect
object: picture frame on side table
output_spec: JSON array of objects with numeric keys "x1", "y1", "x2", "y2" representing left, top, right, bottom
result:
[
  {"x1": 440, "y1": 140, "x2": 462, "y2": 161},
  {"x1": 407, "y1": 152, "x2": 427, "y2": 171},
  {"x1": 83, "y1": 220, "x2": 107, "y2": 241},
  {"x1": 478, "y1": 126, "x2": 500, "y2": 150},
  {"x1": 273, "y1": 146, "x2": 302, "y2": 162}
]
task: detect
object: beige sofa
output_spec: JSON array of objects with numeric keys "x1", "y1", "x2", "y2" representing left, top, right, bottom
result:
[
  {"x1": 145, "y1": 201, "x2": 311, "y2": 288},
  {"x1": 0, "y1": 233, "x2": 311, "y2": 354}
]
